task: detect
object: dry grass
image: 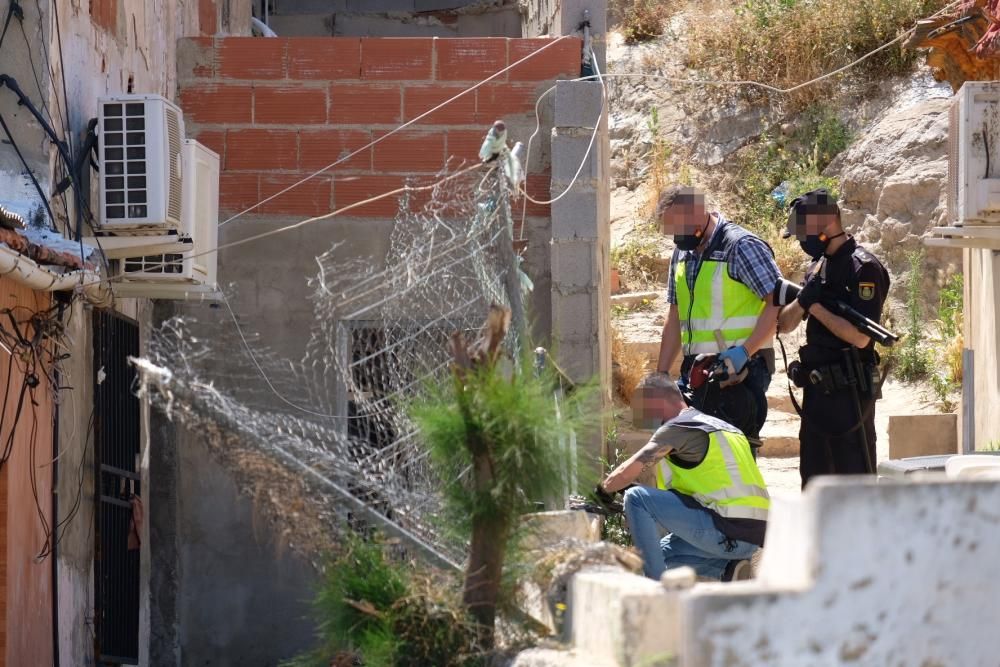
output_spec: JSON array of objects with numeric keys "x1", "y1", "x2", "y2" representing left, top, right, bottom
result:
[
  {"x1": 686, "y1": 0, "x2": 950, "y2": 110},
  {"x1": 611, "y1": 234, "x2": 664, "y2": 289},
  {"x1": 618, "y1": 0, "x2": 673, "y2": 44},
  {"x1": 612, "y1": 326, "x2": 649, "y2": 404},
  {"x1": 761, "y1": 225, "x2": 806, "y2": 280}
]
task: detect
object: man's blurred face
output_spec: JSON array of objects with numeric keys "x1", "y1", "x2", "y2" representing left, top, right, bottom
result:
[
  {"x1": 632, "y1": 389, "x2": 679, "y2": 431},
  {"x1": 789, "y1": 211, "x2": 839, "y2": 240},
  {"x1": 660, "y1": 196, "x2": 706, "y2": 237}
]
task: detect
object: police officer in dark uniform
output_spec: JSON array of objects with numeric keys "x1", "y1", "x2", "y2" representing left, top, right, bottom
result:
[{"x1": 776, "y1": 189, "x2": 890, "y2": 488}]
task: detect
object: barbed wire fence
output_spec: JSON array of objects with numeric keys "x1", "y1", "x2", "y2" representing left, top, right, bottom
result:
[{"x1": 136, "y1": 162, "x2": 529, "y2": 568}]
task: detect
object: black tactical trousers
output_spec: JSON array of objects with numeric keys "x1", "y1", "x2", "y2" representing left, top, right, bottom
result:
[{"x1": 799, "y1": 383, "x2": 876, "y2": 488}]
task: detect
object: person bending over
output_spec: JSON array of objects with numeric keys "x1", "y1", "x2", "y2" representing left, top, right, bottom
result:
[{"x1": 597, "y1": 374, "x2": 769, "y2": 581}]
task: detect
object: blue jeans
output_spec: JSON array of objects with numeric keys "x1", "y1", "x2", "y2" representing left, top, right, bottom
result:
[{"x1": 623, "y1": 486, "x2": 759, "y2": 580}]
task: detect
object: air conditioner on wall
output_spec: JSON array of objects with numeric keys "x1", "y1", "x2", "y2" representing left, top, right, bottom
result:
[
  {"x1": 115, "y1": 140, "x2": 219, "y2": 285},
  {"x1": 98, "y1": 94, "x2": 185, "y2": 230},
  {"x1": 948, "y1": 81, "x2": 1000, "y2": 225}
]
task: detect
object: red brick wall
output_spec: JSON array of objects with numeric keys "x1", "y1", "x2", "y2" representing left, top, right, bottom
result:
[
  {"x1": 0, "y1": 282, "x2": 54, "y2": 667},
  {"x1": 177, "y1": 36, "x2": 580, "y2": 224}
]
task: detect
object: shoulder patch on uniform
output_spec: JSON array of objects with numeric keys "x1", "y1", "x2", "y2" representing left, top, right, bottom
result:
[{"x1": 859, "y1": 282, "x2": 876, "y2": 300}]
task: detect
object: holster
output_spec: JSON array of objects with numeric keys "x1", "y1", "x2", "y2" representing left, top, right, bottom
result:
[{"x1": 797, "y1": 353, "x2": 878, "y2": 399}]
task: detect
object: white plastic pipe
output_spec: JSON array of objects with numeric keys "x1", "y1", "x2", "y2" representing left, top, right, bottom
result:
[
  {"x1": 0, "y1": 246, "x2": 110, "y2": 306},
  {"x1": 250, "y1": 16, "x2": 277, "y2": 37}
]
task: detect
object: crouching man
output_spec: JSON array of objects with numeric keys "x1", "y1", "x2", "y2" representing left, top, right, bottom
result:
[{"x1": 597, "y1": 374, "x2": 769, "y2": 581}]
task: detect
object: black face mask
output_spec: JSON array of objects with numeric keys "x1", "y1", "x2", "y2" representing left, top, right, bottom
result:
[
  {"x1": 675, "y1": 215, "x2": 711, "y2": 251},
  {"x1": 799, "y1": 232, "x2": 844, "y2": 260}
]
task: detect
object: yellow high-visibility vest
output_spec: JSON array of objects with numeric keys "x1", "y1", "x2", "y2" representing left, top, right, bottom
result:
[
  {"x1": 656, "y1": 425, "x2": 769, "y2": 522},
  {"x1": 675, "y1": 257, "x2": 768, "y2": 357}
]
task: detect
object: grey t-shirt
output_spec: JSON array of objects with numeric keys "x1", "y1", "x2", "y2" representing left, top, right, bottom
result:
[{"x1": 649, "y1": 420, "x2": 710, "y2": 465}]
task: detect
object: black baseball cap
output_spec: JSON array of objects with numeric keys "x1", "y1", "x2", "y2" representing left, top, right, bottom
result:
[{"x1": 782, "y1": 188, "x2": 839, "y2": 238}]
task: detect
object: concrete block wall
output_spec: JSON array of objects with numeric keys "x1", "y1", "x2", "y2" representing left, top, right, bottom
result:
[
  {"x1": 516, "y1": 477, "x2": 1000, "y2": 667},
  {"x1": 521, "y1": 0, "x2": 607, "y2": 72},
  {"x1": 267, "y1": 0, "x2": 524, "y2": 37},
  {"x1": 550, "y1": 79, "x2": 611, "y2": 463},
  {"x1": 684, "y1": 478, "x2": 1000, "y2": 666}
]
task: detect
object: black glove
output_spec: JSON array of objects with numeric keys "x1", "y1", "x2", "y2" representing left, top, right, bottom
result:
[
  {"x1": 591, "y1": 484, "x2": 620, "y2": 513},
  {"x1": 797, "y1": 275, "x2": 824, "y2": 314}
]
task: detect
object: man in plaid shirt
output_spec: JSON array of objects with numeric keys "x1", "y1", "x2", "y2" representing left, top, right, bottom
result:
[{"x1": 655, "y1": 185, "x2": 783, "y2": 446}]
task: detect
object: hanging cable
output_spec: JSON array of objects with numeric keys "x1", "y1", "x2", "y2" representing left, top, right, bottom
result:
[
  {"x1": 0, "y1": 113, "x2": 59, "y2": 231},
  {"x1": 518, "y1": 47, "x2": 606, "y2": 207},
  {"x1": 0, "y1": 0, "x2": 22, "y2": 51},
  {"x1": 218, "y1": 34, "x2": 574, "y2": 227}
]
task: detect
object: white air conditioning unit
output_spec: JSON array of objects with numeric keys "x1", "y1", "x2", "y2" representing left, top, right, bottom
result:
[
  {"x1": 98, "y1": 94, "x2": 184, "y2": 230},
  {"x1": 948, "y1": 81, "x2": 1000, "y2": 225},
  {"x1": 116, "y1": 140, "x2": 219, "y2": 284}
]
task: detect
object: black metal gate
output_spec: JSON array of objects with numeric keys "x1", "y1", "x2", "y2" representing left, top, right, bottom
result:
[{"x1": 93, "y1": 311, "x2": 141, "y2": 665}]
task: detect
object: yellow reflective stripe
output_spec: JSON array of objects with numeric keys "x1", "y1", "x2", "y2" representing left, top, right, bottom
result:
[
  {"x1": 659, "y1": 419, "x2": 770, "y2": 518},
  {"x1": 693, "y1": 484, "x2": 770, "y2": 501},
  {"x1": 718, "y1": 431, "x2": 769, "y2": 489},
  {"x1": 656, "y1": 460, "x2": 670, "y2": 490},
  {"x1": 676, "y1": 257, "x2": 768, "y2": 356},
  {"x1": 687, "y1": 316, "x2": 761, "y2": 330},
  {"x1": 713, "y1": 431, "x2": 744, "y2": 485},
  {"x1": 683, "y1": 340, "x2": 773, "y2": 354}
]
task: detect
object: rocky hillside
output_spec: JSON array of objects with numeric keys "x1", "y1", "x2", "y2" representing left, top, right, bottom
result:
[{"x1": 604, "y1": 4, "x2": 957, "y2": 485}]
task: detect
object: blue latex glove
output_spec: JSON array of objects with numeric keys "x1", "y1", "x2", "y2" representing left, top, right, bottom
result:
[{"x1": 718, "y1": 345, "x2": 750, "y2": 375}]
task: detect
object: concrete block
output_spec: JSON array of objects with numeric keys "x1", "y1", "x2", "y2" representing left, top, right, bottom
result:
[
  {"x1": 552, "y1": 189, "x2": 600, "y2": 240},
  {"x1": 559, "y1": 0, "x2": 608, "y2": 70},
  {"x1": 554, "y1": 80, "x2": 605, "y2": 129},
  {"x1": 266, "y1": 14, "x2": 333, "y2": 37},
  {"x1": 521, "y1": 510, "x2": 596, "y2": 552},
  {"x1": 550, "y1": 340, "x2": 599, "y2": 390},
  {"x1": 889, "y1": 413, "x2": 959, "y2": 459},
  {"x1": 571, "y1": 571, "x2": 679, "y2": 666},
  {"x1": 513, "y1": 648, "x2": 613, "y2": 667},
  {"x1": 609, "y1": 291, "x2": 659, "y2": 309},
  {"x1": 551, "y1": 240, "x2": 598, "y2": 288},
  {"x1": 682, "y1": 478, "x2": 1000, "y2": 666},
  {"x1": 552, "y1": 291, "x2": 596, "y2": 339},
  {"x1": 551, "y1": 130, "x2": 601, "y2": 184},
  {"x1": 347, "y1": 0, "x2": 415, "y2": 10}
]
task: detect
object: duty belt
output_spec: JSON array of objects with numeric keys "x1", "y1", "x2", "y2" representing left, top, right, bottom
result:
[{"x1": 799, "y1": 359, "x2": 879, "y2": 397}]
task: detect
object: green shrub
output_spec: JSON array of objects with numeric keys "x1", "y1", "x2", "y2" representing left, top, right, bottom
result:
[
  {"x1": 284, "y1": 534, "x2": 483, "y2": 667},
  {"x1": 599, "y1": 447, "x2": 633, "y2": 548},
  {"x1": 938, "y1": 273, "x2": 963, "y2": 340},
  {"x1": 409, "y1": 335, "x2": 597, "y2": 644},
  {"x1": 732, "y1": 111, "x2": 848, "y2": 277},
  {"x1": 687, "y1": 0, "x2": 950, "y2": 110},
  {"x1": 895, "y1": 249, "x2": 931, "y2": 381}
]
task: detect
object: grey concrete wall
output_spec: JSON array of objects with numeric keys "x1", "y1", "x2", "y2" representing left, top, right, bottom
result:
[
  {"x1": 267, "y1": 0, "x2": 522, "y2": 37},
  {"x1": 148, "y1": 297, "x2": 320, "y2": 666},
  {"x1": 549, "y1": 79, "x2": 611, "y2": 465},
  {"x1": 521, "y1": 0, "x2": 607, "y2": 71},
  {"x1": 173, "y1": 426, "x2": 319, "y2": 665}
]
